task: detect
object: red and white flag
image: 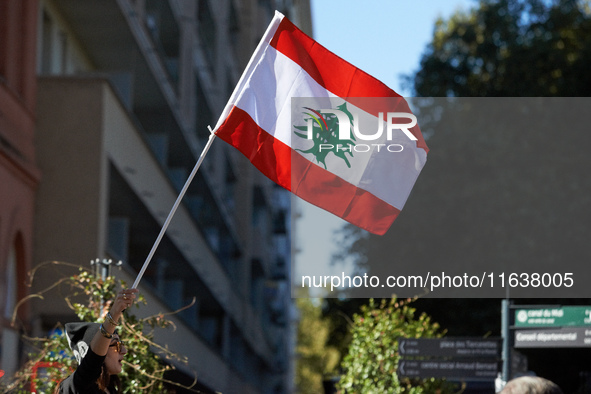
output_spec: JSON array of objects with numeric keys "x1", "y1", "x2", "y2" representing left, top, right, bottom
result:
[{"x1": 213, "y1": 11, "x2": 428, "y2": 235}]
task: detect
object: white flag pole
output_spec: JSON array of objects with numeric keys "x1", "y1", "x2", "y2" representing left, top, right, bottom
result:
[{"x1": 132, "y1": 126, "x2": 217, "y2": 289}]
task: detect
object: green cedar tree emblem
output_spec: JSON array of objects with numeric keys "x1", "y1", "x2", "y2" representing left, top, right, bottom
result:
[{"x1": 293, "y1": 102, "x2": 356, "y2": 169}]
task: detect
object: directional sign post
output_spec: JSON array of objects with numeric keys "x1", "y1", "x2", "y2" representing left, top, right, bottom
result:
[
  {"x1": 398, "y1": 359, "x2": 499, "y2": 380},
  {"x1": 398, "y1": 338, "x2": 501, "y2": 358},
  {"x1": 397, "y1": 337, "x2": 501, "y2": 381},
  {"x1": 514, "y1": 306, "x2": 591, "y2": 328},
  {"x1": 501, "y1": 304, "x2": 591, "y2": 386},
  {"x1": 514, "y1": 327, "x2": 591, "y2": 348}
]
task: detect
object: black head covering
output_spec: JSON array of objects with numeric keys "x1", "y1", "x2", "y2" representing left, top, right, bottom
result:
[{"x1": 64, "y1": 322, "x2": 100, "y2": 364}]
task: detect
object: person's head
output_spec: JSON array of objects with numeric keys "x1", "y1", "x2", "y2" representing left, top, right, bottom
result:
[
  {"x1": 104, "y1": 332, "x2": 127, "y2": 375},
  {"x1": 501, "y1": 376, "x2": 563, "y2": 394},
  {"x1": 64, "y1": 322, "x2": 125, "y2": 390}
]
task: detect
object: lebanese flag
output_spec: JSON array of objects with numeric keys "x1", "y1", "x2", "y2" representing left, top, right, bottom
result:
[{"x1": 213, "y1": 11, "x2": 428, "y2": 235}]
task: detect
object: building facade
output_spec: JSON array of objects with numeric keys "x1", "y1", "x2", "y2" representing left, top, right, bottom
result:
[
  {"x1": 0, "y1": 0, "x2": 311, "y2": 392},
  {"x1": 0, "y1": 0, "x2": 40, "y2": 379}
]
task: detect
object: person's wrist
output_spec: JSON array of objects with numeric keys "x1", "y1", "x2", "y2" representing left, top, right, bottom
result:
[
  {"x1": 105, "y1": 311, "x2": 121, "y2": 327},
  {"x1": 99, "y1": 323, "x2": 114, "y2": 338}
]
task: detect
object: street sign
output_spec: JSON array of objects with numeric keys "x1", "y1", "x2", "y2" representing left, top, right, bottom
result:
[
  {"x1": 514, "y1": 327, "x2": 591, "y2": 348},
  {"x1": 397, "y1": 358, "x2": 499, "y2": 380},
  {"x1": 398, "y1": 338, "x2": 501, "y2": 358},
  {"x1": 514, "y1": 306, "x2": 591, "y2": 328}
]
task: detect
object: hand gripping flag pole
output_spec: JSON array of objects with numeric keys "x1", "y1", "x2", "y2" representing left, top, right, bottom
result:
[{"x1": 131, "y1": 126, "x2": 216, "y2": 289}]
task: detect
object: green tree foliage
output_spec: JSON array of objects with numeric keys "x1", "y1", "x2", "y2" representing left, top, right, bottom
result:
[
  {"x1": 2, "y1": 262, "x2": 198, "y2": 393},
  {"x1": 337, "y1": 298, "x2": 457, "y2": 394},
  {"x1": 322, "y1": 298, "x2": 367, "y2": 364},
  {"x1": 295, "y1": 292, "x2": 340, "y2": 394},
  {"x1": 411, "y1": 0, "x2": 591, "y2": 96}
]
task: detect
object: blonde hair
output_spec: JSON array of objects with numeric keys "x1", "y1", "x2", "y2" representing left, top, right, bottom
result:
[{"x1": 501, "y1": 376, "x2": 563, "y2": 394}]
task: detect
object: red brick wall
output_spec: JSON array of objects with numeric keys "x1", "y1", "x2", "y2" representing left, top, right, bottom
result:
[{"x1": 0, "y1": 0, "x2": 40, "y2": 329}]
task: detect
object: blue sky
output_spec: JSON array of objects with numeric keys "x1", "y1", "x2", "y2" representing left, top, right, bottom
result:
[
  {"x1": 310, "y1": 0, "x2": 475, "y2": 95},
  {"x1": 295, "y1": 0, "x2": 475, "y2": 285}
]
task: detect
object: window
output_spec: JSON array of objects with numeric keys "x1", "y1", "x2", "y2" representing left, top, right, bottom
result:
[
  {"x1": 0, "y1": 1, "x2": 8, "y2": 83},
  {"x1": 145, "y1": 0, "x2": 180, "y2": 86},
  {"x1": 195, "y1": 76, "x2": 213, "y2": 141},
  {"x1": 39, "y1": 8, "x2": 73, "y2": 75},
  {"x1": 0, "y1": 246, "x2": 19, "y2": 377},
  {"x1": 40, "y1": 11, "x2": 53, "y2": 74},
  {"x1": 197, "y1": 0, "x2": 216, "y2": 73},
  {"x1": 228, "y1": 2, "x2": 239, "y2": 50}
]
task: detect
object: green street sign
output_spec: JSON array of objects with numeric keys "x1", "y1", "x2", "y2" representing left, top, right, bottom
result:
[{"x1": 515, "y1": 306, "x2": 591, "y2": 327}]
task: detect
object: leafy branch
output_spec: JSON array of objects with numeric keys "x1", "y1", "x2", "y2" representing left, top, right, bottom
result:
[{"x1": 2, "y1": 261, "x2": 205, "y2": 393}]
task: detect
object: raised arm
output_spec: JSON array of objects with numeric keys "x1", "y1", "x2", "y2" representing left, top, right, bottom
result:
[{"x1": 90, "y1": 288, "x2": 138, "y2": 356}]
